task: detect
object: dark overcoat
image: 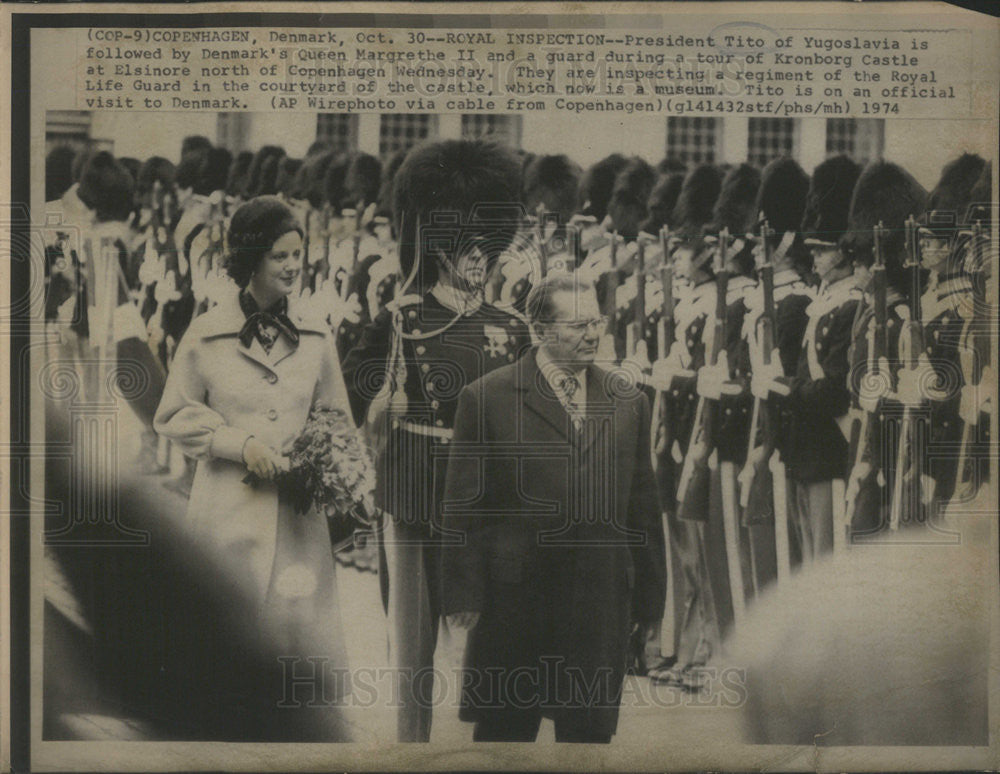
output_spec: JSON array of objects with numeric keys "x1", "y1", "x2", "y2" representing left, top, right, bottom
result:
[{"x1": 441, "y1": 350, "x2": 666, "y2": 738}]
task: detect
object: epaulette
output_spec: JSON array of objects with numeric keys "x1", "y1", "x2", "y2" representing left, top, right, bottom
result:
[
  {"x1": 386, "y1": 293, "x2": 423, "y2": 315},
  {"x1": 489, "y1": 300, "x2": 531, "y2": 328}
]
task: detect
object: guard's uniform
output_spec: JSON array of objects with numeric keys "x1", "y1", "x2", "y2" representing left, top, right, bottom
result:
[
  {"x1": 846, "y1": 289, "x2": 909, "y2": 537},
  {"x1": 776, "y1": 275, "x2": 862, "y2": 558},
  {"x1": 744, "y1": 269, "x2": 814, "y2": 567},
  {"x1": 341, "y1": 292, "x2": 532, "y2": 743},
  {"x1": 919, "y1": 271, "x2": 971, "y2": 508}
]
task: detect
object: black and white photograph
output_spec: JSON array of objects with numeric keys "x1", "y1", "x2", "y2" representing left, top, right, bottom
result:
[{"x1": 4, "y1": 3, "x2": 999, "y2": 771}]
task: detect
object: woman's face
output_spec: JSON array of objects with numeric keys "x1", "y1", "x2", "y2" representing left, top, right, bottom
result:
[{"x1": 253, "y1": 230, "x2": 303, "y2": 299}]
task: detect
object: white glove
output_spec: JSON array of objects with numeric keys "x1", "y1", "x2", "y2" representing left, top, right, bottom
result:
[{"x1": 750, "y1": 360, "x2": 786, "y2": 400}]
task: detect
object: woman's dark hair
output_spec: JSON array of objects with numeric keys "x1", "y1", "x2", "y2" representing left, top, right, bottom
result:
[
  {"x1": 46, "y1": 146, "x2": 77, "y2": 202},
  {"x1": 77, "y1": 151, "x2": 135, "y2": 223},
  {"x1": 225, "y1": 196, "x2": 303, "y2": 289}
]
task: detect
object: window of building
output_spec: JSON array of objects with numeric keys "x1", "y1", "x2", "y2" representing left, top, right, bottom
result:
[
  {"x1": 216, "y1": 113, "x2": 250, "y2": 153},
  {"x1": 46, "y1": 111, "x2": 92, "y2": 156},
  {"x1": 460, "y1": 114, "x2": 523, "y2": 147},
  {"x1": 747, "y1": 118, "x2": 799, "y2": 167},
  {"x1": 665, "y1": 117, "x2": 720, "y2": 164},
  {"x1": 316, "y1": 113, "x2": 359, "y2": 153},
  {"x1": 379, "y1": 114, "x2": 438, "y2": 156},
  {"x1": 825, "y1": 118, "x2": 885, "y2": 163}
]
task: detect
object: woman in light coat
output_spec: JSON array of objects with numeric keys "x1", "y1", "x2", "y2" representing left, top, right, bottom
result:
[{"x1": 154, "y1": 197, "x2": 352, "y2": 733}]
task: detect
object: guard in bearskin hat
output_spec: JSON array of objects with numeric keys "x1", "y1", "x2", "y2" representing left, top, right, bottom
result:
[
  {"x1": 691, "y1": 163, "x2": 762, "y2": 628},
  {"x1": 902, "y1": 153, "x2": 988, "y2": 512},
  {"x1": 645, "y1": 162, "x2": 722, "y2": 686},
  {"x1": 341, "y1": 138, "x2": 532, "y2": 743},
  {"x1": 756, "y1": 154, "x2": 863, "y2": 565},
  {"x1": 841, "y1": 160, "x2": 928, "y2": 538}
]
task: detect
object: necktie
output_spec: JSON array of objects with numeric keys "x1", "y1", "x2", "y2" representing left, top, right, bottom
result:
[{"x1": 559, "y1": 373, "x2": 583, "y2": 431}]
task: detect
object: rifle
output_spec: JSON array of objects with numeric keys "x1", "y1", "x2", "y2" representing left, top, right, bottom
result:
[
  {"x1": 739, "y1": 222, "x2": 777, "y2": 521},
  {"x1": 954, "y1": 220, "x2": 987, "y2": 500},
  {"x1": 844, "y1": 222, "x2": 889, "y2": 529},
  {"x1": 652, "y1": 227, "x2": 677, "y2": 470},
  {"x1": 626, "y1": 236, "x2": 650, "y2": 358},
  {"x1": 889, "y1": 216, "x2": 927, "y2": 529},
  {"x1": 677, "y1": 229, "x2": 730, "y2": 520}
]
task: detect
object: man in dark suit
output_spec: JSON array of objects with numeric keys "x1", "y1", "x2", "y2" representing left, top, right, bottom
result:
[{"x1": 441, "y1": 273, "x2": 666, "y2": 743}]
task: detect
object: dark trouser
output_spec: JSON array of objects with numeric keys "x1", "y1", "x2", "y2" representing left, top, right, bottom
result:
[
  {"x1": 473, "y1": 709, "x2": 612, "y2": 744},
  {"x1": 787, "y1": 479, "x2": 834, "y2": 562},
  {"x1": 381, "y1": 519, "x2": 442, "y2": 743}
]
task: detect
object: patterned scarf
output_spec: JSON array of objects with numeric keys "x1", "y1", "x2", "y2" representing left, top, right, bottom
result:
[{"x1": 238, "y1": 289, "x2": 300, "y2": 354}]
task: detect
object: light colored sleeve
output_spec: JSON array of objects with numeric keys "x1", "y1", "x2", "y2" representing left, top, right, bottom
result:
[
  {"x1": 313, "y1": 330, "x2": 352, "y2": 416},
  {"x1": 153, "y1": 333, "x2": 251, "y2": 463}
]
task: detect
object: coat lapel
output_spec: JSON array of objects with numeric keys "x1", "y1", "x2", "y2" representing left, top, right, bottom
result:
[
  {"x1": 578, "y1": 364, "x2": 618, "y2": 456},
  {"x1": 519, "y1": 350, "x2": 573, "y2": 443}
]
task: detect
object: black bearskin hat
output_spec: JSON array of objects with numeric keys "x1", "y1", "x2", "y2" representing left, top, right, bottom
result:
[
  {"x1": 607, "y1": 157, "x2": 657, "y2": 239},
  {"x1": 672, "y1": 163, "x2": 723, "y2": 239},
  {"x1": 136, "y1": 156, "x2": 177, "y2": 201},
  {"x1": 46, "y1": 146, "x2": 76, "y2": 203},
  {"x1": 343, "y1": 153, "x2": 383, "y2": 209},
  {"x1": 275, "y1": 157, "x2": 303, "y2": 199},
  {"x1": 257, "y1": 153, "x2": 282, "y2": 197},
  {"x1": 801, "y1": 155, "x2": 862, "y2": 245},
  {"x1": 376, "y1": 149, "x2": 410, "y2": 219},
  {"x1": 78, "y1": 151, "x2": 135, "y2": 223},
  {"x1": 225, "y1": 151, "x2": 253, "y2": 198},
  {"x1": 709, "y1": 163, "x2": 761, "y2": 236},
  {"x1": 193, "y1": 147, "x2": 232, "y2": 197},
  {"x1": 577, "y1": 153, "x2": 628, "y2": 221},
  {"x1": 241, "y1": 145, "x2": 285, "y2": 200},
  {"x1": 656, "y1": 157, "x2": 688, "y2": 176},
  {"x1": 639, "y1": 173, "x2": 685, "y2": 235},
  {"x1": 841, "y1": 160, "x2": 927, "y2": 282},
  {"x1": 756, "y1": 157, "x2": 810, "y2": 236},
  {"x1": 180, "y1": 135, "x2": 212, "y2": 159},
  {"x1": 176, "y1": 147, "x2": 208, "y2": 192},
  {"x1": 323, "y1": 153, "x2": 350, "y2": 213},
  {"x1": 392, "y1": 139, "x2": 522, "y2": 290},
  {"x1": 522, "y1": 154, "x2": 582, "y2": 226},
  {"x1": 927, "y1": 153, "x2": 988, "y2": 225}
]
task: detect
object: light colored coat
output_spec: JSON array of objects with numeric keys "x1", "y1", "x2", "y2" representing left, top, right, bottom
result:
[{"x1": 154, "y1": 289, "x2": 350, "y2": 604}]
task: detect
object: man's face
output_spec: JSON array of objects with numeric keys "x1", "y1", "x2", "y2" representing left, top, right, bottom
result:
[
  {"x1": 540, "y1": 288, "x2": 603, "y2": 368},
  {"x1": 852, "y1": 261, "x2": 873, "y2": 292},
  {"x1": 810, "y1": 244, "x2": 842, "y2": 281},
  {"x1": 919, "y1": 234, "x2": 950, "y2": 272}
]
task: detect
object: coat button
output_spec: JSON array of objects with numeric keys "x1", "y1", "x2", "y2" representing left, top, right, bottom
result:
[
  {"x1": 507, "y1": 353, "x2": 514, "y2": 361},
  {"x1": 413, "y1": 328, "x2": 422, "y2": 336},
  {"x1": 267, "y1": 409, "x2": 278, "y2": 421},
  {"x1": 431, "y1": 400, "x2": 440, "y2": 410},
  {"x1": 435, "y1": 419, "x2": 444, "y2": 427},
  {"x1": 421, "y1": 364, "x2": 430, "y2": 373},
  {"x1": 416, "y1": 345, "x2": 426, "y2": 355},
  {"x1": 266, "y1": 373, "x2": 278, "y2": 384},
  {"x1": 426, "y1": 381, "x2": 434, "y2": 393}
]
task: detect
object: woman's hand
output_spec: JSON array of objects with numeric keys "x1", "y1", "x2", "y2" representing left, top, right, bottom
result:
[{"x1": 242, "y1": 437, "x2": 283, "y2": 480}]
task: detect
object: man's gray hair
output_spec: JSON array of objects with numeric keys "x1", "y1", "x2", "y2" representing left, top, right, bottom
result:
[{"x1": 525, "y1": 272, "x2": 597, "y2": 325}]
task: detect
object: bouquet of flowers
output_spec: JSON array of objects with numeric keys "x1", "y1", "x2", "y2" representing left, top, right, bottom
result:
[{"x1": 245, "y1": 407, "x2": 377, "y2": 528}]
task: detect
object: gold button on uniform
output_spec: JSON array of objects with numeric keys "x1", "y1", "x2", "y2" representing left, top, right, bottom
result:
[
  {"x1": 266, "y1": 373, "x2": 278, "y2": 384},
  {"x1": 416, "y1": 345, "x2": 426, "y2": 355},
  {"x1": 267, "y1": 408, "x2": 278, "y2": 421},
  {"x1": 431, "y1": 400, "x2": 440, "y2": 410}
]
